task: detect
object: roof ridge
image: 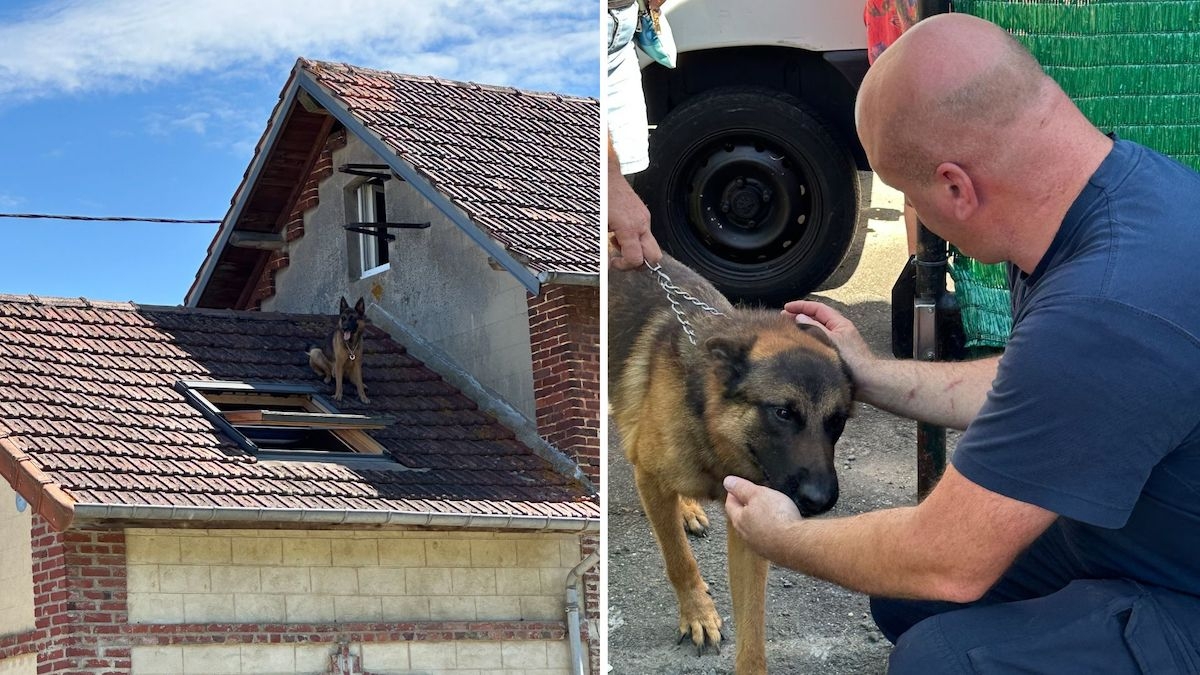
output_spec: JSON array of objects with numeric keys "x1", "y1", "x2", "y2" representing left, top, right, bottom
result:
[
  {"x1": 298, "y1": 57, "x2": 596, "y2": 104},
  {"x1": 131, "y1": 303, "x2": 333, "y2": 321},
  {"x1": 0, "y1": 293, "x2": 138, "y2": 310},
  {"x1": 0, "y1": 294, "x2": 343, "y2": 322}
]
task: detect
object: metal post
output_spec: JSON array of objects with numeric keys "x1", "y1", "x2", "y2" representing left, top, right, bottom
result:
[
  {"x1": 913, "y1": 0, "x2": 951, "y2": 501},
  {"x1": 913, "y1": 222, "x2": 947, "y2": 500}
]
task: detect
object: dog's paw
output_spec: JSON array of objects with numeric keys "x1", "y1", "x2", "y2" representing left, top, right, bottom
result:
[
  {"x1": 677, "y1": 588, "x2": 723, "y2": 656},
  {"x1": 358, "y1": 393, "x2": 370, "y2": 404},
  {"x1": 680, "y1": 497, "x2": 710, "y2": 536}
]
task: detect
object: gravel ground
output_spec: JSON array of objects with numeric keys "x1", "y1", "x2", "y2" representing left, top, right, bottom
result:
[{"x1": 605, "y1": 174, "x2": 954, "y2": 674}]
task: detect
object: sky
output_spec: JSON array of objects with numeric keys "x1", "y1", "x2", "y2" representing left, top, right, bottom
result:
[{"x1": 0, "y1": 0, "x2": 600, "y2": 306}]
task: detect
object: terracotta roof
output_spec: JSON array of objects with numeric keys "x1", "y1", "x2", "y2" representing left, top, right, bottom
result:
[
  {"x1": 188, "y1": 59, "x2": 599, "y2": 309},
  {"x1": 301, "y1": 59, "x2": 600, "y2": 278},
  {"x1": 0, "y1": 295, "x2": 597, "y2": 530}
]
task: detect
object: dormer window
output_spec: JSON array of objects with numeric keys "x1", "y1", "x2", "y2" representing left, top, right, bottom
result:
[
  {"x1": 176, "y1": 380, "x2": 397, "y2": 464},
  {"x1": 356, "y1": 182, "x2": 390, "y2": 277}
]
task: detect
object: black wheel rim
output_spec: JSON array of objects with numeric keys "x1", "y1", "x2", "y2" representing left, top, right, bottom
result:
[{"x1": 666, "y1": 130, "x2": 824, "y2": 285}]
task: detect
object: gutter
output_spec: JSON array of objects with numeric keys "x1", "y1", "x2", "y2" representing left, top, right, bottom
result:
[
  {"x1": 71, "y1": 503, "x2": 599, "y2": 532},
  {"x1": 1, "y1": 433, "x2": 598, "y2": 533},
  {"x1": 0, "y1": 435, "x2": 75, "y2": 531},
  {"x1": 565, "y1": 552, "x2": 601, "y2": 675},
  {"x1": 537, "y1": 271, "x2": 599, "y2": 287}
]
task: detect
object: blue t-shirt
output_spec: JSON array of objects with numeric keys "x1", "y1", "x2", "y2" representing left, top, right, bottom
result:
[{"x1": 953, "y1": 139, "x2": 1200, "y2": 596}]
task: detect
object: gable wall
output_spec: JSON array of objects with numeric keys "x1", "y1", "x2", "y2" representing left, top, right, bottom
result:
[{"x1": 260, "y1": 133, "x2": 537, "y2": 420}]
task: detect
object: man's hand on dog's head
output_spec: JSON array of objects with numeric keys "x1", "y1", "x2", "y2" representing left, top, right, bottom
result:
[{"x1": 782, "y1": 300, "x2": 875, "y2": 380}]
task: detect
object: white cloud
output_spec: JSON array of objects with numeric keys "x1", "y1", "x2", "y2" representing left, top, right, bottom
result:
[{"x1": 0, "y1": 0, "x2": 599, "y2": 101}]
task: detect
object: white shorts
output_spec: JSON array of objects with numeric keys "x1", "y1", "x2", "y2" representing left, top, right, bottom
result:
[{"x1": 606, "y1": 2, "x2": 649, "y2": 174}]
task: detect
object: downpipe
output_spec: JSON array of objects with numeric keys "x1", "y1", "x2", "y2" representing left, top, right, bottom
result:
[{"x1": 565, "y1": 552, "x2": 601, "y2": 675}]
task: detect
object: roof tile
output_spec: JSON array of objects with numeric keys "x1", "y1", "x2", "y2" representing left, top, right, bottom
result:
[
  {"x1": 301, "y1": 59, "x2": 600, "y2": 277},
  {"x1": 0, "y1": 296, "x2": 596, "y2": 525}
]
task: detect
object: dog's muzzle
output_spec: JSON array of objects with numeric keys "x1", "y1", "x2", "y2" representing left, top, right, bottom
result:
[{"x1": 780, "y1": 468, "x2": 839, "y2": 517}]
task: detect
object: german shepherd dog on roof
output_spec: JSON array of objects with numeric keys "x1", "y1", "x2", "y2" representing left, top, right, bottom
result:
[
  {"x1": 608, "y1": 253, "x2": 853, "y2": 674},
  {"x1": 308, "y1": 296, "x2": 370, "y2": 404}
]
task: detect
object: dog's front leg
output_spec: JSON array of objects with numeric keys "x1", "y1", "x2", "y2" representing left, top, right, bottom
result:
[
  {"x1": 728, "y1": 526, "x2": 769, "y2": 674},
  {"x1": 633, "y1": 466, "x2": 723, "y2": 653},
  {"x1": 332, "y1": 360, "x2": 346, "y2": 402},
  {"x1": 349, "y1": 363, "x2": 370, "y2": 404}
]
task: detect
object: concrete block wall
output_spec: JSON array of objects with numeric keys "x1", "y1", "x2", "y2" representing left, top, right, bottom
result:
[
  {"x1": 0, "y1": 654, "x2": 35, "y2": 675},
  {"x1": 124, "y1": 529, "x2": 580, "y2": 625},
  {"x1": 130, "y1": 639, "x2": 571, "y2": 674}
]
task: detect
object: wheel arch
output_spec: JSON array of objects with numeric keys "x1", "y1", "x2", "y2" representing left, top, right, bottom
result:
[{"x1": 640, "y1": 46, "x2": 870, "y2": 171}]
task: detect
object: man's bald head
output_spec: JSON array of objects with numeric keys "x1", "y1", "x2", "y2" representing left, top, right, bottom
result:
[{"x1": 858, "y1": 13, "x2": 1052, "y2": 186}]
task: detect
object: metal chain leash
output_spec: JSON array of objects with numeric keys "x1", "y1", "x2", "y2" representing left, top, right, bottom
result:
[{"x1": 644, "y1": 261, "x2": 727, "y2": 345}]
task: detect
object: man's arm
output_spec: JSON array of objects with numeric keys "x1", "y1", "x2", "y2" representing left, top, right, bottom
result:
[
  {"x1": 785, "y1": 300, "x2": 995, "y2": 430},
  {"x1": 725, "y1": 466, "x2": 1057, "y2": 601},
  {"x1": 607, "y1": 134, "x2": 662, "y2": 270},
  {"x1": 853, "y1": 355, "x2": 998, "y2": 430}
]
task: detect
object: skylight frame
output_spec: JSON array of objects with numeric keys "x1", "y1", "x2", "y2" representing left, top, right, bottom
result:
[{"x1": 175, "y1": 380, "x2": 396, "y2": 460}]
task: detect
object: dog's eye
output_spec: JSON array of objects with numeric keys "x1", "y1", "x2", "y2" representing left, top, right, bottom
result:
[
  {"x1": 766, "y1": 404, "x2": 803, "y2": 428},
  {"x1": 773, "y1": 407, "x2": 793, "y2": 421}
]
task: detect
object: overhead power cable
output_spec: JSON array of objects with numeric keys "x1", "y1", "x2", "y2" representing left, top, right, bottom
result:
[{"x1": 0, "y1": 213, "x2": 220, "y2": 224}]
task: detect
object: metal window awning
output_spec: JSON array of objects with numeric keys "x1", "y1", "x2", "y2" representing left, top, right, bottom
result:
[{"x1": 344, "y1": 221, "x2": 431, "y2": 242}]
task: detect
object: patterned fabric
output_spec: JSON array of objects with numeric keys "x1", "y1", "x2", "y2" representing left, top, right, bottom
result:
[{"x1": 864, "y1": 0, "x2": 919, "y2": 64}]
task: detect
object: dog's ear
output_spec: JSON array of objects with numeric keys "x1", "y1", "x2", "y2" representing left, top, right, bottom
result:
[
  {"x1": 339, "y1": 297, "x2": 350, "y2": 312},
  {"x1": 795, "y1": 321, "x2": 835, "y2": 349},
  {"x1": 354, "y1": 297, "x2": 366, "y2": 315},
  {"x1": 705, "y1": 335, "x2": 751, "y2": 391}
]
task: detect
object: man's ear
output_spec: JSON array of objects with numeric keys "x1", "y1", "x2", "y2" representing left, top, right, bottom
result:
[
  {"x1": 935, "y1": 161, "x2": 978, "y2": 221},
  {"x1": 705, "y1": 335, "x2": 751, "y2": 392}
]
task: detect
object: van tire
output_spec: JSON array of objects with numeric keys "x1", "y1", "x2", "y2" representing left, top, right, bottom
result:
[{"x1": 634, "y1": 87, "x2": 860, "y2": 305}]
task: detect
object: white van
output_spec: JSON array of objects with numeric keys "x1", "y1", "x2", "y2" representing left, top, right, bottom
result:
[{"x1": 634, "y1": 1, "x2": 869, "y2": 304}]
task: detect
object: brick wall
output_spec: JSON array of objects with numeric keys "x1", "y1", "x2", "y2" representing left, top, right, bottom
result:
[
  {"x1": 527, "y1": 284, "x2": 601, "y2": 485},
  {"x1": 246, "y1": 128, "x2": 348, "y2": 310},
  {"x1": 13, "y1": 523, "x2": 587, "y2": 674}
]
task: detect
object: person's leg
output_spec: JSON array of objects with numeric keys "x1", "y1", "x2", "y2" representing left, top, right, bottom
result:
[
  {"x1": 871, "y1": 520, "x2": 1085, "y2": 642},
  {"x1": 887, "y1": 579, "x2": 1200, "y2": 674},
  {"x1": 606, "y1": 3, "x2": 649, "y2": 175}
]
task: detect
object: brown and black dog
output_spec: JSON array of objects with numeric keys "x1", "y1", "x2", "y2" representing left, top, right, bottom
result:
[
  {"x1": 308, "y1": 296, "x2": 370, "y2": 404},
  {"x1": 608, "y1": 254, "x2": 853, "y2": 674}
]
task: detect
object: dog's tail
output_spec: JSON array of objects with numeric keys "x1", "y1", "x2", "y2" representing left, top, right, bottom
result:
[{"x1": 307, "y1": 345, "x2": 331, "y2": 378}]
